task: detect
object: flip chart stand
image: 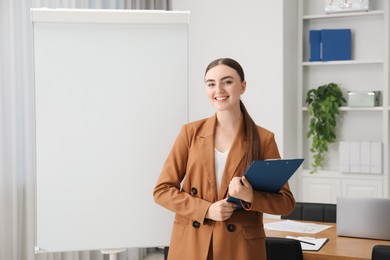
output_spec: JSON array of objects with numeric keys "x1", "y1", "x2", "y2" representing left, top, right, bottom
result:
[{"x1": 101, "y1": 248, "x2": 126, "y2": 260}]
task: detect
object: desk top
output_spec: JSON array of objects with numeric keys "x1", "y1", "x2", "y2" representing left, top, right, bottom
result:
[{"x1": 264, "y1": 218, "x2": 390, "y2": 260}]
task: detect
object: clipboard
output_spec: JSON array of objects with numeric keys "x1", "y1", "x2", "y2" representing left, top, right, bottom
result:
[{"x1": 227, "y1": 158, "x2": 304, "y2": 209}]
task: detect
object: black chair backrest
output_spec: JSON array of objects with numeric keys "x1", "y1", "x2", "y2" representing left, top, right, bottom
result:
[
  {"x1": 266, "y1": 237, "x2": 304, "y2": 260},
  {"x1": 281, "y1": 202, "x2": 337, "y2": 223},
  {"x1": 372, "y1": 245, "x2": 390, "y2": 260}
]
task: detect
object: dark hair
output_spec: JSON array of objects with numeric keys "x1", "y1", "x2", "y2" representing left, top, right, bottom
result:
[{"x1": 205, "y1": 58, "x2": 261, "y2": 167}]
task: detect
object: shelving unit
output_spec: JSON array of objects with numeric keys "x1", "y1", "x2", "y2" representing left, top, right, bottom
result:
[{"x1": 297, "y1": 0, "x2": 389, "y2": 203}]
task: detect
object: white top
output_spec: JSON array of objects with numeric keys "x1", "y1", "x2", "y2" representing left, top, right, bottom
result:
[{"x1": 214, "y1": 148, "x2": 229, "y2": 193}]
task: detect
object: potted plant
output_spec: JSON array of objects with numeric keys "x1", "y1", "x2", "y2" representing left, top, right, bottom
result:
[{"x1": 305, "y1": 83, "x2": 346, "y2": 173}]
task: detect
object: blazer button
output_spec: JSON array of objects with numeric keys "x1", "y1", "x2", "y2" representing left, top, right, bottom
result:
[
  {"x1": 190, "y1": 187, "x2": 197, "y2": 196},
  {"x1": 192, "y1": 221, "x2": 201, "y2": 229},
  {"x1": 227, "y1": 224, "x2": 236, "y2": 232}
]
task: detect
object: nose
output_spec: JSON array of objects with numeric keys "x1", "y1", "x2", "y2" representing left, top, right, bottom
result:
[{"x1": 215, "y1": 83, "x2": 224, "y2": 93}]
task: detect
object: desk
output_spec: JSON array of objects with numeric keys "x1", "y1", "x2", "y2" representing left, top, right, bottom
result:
[{"x1": 264, "y1": 218, "x2": 390, "y2": 260}]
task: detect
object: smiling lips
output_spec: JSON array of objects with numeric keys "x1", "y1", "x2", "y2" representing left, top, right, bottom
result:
[{"x1": 215, "y1": 96, "x2": 228, "y2": 101}]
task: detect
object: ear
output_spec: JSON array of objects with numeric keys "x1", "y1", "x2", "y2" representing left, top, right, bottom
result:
[{"x1": 241, "y1": 80, "x2": 247, "y2": 94}]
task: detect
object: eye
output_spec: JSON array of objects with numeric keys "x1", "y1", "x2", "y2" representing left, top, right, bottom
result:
[
  {"x1": 206, "y1": 82, "x2": 215, "y2": 88},
  {"x1": 223, "y1": 80, "x2": 233, "y2": 85}
]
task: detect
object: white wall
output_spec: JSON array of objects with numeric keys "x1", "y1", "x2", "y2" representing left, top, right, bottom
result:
[
  {"x1": 282, "y1": 1, "x2": 298, "y2": 159},
  {"x1": 171, "y1": 0, "x2": 298, "y2": 159}
]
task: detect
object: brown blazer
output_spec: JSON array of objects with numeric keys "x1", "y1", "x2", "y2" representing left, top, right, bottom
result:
[{"x1": 154, "y1": 115, "x2": 295, "y2": 260}]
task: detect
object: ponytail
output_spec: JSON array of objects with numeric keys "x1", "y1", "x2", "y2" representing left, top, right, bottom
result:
[{"x1": 240, "y1": 100, "x2": 261, "y2": 168}]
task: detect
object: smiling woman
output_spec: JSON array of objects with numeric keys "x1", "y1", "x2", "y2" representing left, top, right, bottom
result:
[{"x1": 153, "y1": 58, "x2": 296, "y2": 260}]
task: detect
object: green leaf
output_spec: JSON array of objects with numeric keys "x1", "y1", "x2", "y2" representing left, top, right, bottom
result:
[{"x1": 305, "y1": 83, "x2": 345, "y2": 173}]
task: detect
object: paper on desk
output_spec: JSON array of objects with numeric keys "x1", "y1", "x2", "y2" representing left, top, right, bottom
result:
[
  {"x1": 264, "y1": 220, "x2": 332, "y2": 234},
  {"x1": 286, "y1": 235, "x2": 329, "y2": 251}
]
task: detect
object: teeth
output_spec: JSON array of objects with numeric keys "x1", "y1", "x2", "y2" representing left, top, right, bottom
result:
[{"x1": 215, "y1": 97, "x2": 228, "y2": 101}]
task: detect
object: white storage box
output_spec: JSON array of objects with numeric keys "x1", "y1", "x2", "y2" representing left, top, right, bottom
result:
[
  {"x1": 324, "y1": 0, "x2": 371, "y2": 13},
  {"x1": 348, "y1": 91, "x2": 380, "y2": 107}
]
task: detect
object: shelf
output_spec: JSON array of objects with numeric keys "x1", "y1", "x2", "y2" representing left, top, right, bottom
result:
[
  {"x1": 300, "y1": 169, "x2": 384, "y2": 180},
  {"x1": 340, "y1": 107, "x2": 384, "y2": 111},
  {"x1": 300, "y1": 169, "x2": 341, "y2": 178},
  {"x1": 302, "y1": 10, "x2": 384, "y2": 20},
  {"x1": 302, "y1": 60, "x2": 383, "y2": 66},
  {"x1": 302, "y1": 106, "x2": 383, "y2": 112},
  {"x1": 297, "y1": 0, "x2": 389, "y2": 201}
]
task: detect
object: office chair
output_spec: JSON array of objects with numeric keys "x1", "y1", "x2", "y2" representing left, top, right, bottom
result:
[
  {"x1": 265, "y1": 237, "x2": 304, "y2": 260},
  {"x1": 281, "y1": 202, "x2": 337, "y2": 223},
  {"x1": 372, "y1": 245, "x2": 390, "y2": 260}
]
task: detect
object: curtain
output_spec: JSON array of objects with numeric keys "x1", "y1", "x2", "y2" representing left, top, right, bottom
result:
[{"x1": 0, "y1": 1, "x2": 170, "y2": 260}]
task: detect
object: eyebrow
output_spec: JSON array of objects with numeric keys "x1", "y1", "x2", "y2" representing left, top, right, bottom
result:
[{"x1": 205, "y1": 75, "x2": 234, "y2": 83}]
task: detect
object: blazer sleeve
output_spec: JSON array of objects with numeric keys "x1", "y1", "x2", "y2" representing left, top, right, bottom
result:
[
  {"x1": 243, "y1": 130, "x2": 296, "y2": 215},
  {"x1": 153, "y1": 125, "x2": 212, "y2": 221}
]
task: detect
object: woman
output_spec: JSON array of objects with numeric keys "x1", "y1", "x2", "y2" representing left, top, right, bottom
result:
[{"x1": 154, "y1": 58, "x2": 295, "y2": 260}]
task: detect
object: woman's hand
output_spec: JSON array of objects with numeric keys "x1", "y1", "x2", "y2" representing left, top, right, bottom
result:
[
  {"x1": 206, "y1": 199, "x2": 236, "y2": 221},
  {"x1": 228, "y1": 176, "x2": 253, "y2": 203}
]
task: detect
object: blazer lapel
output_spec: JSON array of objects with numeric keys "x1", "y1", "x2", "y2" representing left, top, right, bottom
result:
[
  {"x1": 218, "y1": 119, "x2": 246, "y2": 200},
  {"x1": 197, "y1": 115, "x2": 247, "y2": 201},
  {"x1": 198, "y1": 115, "x2": 218, "y2": 201}
]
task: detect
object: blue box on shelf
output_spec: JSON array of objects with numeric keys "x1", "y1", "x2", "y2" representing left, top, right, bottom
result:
[
  {"x1": 321, "y1": 29, "x2": 352, "y2": 61},
  {"x1": 309, "y1": 30, "x2": 322, "y2": 61}
]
